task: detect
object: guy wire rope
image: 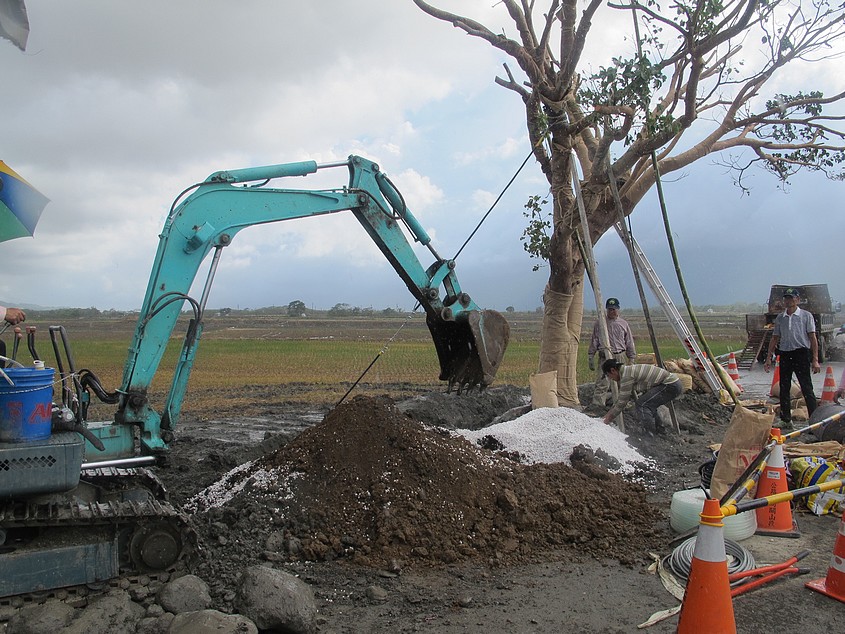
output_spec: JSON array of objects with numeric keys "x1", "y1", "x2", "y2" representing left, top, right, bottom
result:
[
  {"x1": 453, "y1": 146, "x2": 537, "y2": 261},
  {"x1": 627, "y1": 6, "x2": 738, "y2": 405},
  {"x1": 336, "y1": 309, "x2": 418, "y2": 407}
]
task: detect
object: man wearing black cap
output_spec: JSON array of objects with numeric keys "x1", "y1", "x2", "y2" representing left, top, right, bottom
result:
[
  {"x1": 764, "y1": 287, "x2": 820, "y2": 428},
  {"x1": 601, "y1": 359, "x2": 683, "y2": 433},
  {"x1": 588, "y1": 297, "x2": 636, "y2": 408}
]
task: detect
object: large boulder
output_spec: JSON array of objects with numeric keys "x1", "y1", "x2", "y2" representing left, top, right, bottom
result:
[
  {"x1": 157, "y1": 574, "x2": 212, "y2": 614},
  {"x1": 234, "y1": 565, "x2": 317, "y2": 634},
  {"x1": 808, "y1": 402, "x2": 845, "y2": 441}
]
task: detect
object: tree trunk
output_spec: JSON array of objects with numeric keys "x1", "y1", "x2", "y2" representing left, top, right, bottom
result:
[{"x1": 536, "y1": 147, "x2": 590, "y2": 407}]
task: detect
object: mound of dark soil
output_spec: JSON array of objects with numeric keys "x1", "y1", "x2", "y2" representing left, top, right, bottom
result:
[{"x1": 187, "y1": 395, "x2": 663, "y2": 600}]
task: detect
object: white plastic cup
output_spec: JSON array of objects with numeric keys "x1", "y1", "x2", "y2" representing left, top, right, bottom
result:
[{"x1": 33, "y1": 360, "x2": 45, "y2": 370}]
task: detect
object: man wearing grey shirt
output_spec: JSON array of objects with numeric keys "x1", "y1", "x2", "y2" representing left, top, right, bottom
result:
[
  {"x1": 588, "y1": 297, "x2": 636, "y2": 408},
  {"x1": 763, "y1": 287, "x2": 820, "y2": 428}
]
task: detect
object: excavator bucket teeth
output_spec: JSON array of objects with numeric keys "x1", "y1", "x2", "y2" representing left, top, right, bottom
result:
[{"x1": 426, "y1": 309, "x2": 510, "y2": 393}]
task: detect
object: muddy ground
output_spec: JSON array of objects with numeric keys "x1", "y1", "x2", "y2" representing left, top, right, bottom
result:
[
  {"x1": 1, "y1": 382, "x2": 842, "y2": 633},
  {"x1": 142, "y1": 383, "x2": 844, "y2": 633}
]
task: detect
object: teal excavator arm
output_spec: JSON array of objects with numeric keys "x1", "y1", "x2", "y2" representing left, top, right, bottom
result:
[{"x1": 93, "y1": 155, "x2": 508, "y2": 456}]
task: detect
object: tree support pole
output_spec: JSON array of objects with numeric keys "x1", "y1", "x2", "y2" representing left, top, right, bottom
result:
[
  {"x1": 569, "y1": 158, "x2": 622, "y2": 430},
  {"x1": 605, "y1": 159, "x2": 680, "y2": 434}
]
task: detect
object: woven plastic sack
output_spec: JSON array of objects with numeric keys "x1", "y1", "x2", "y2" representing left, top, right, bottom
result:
[{"x1": 790, "y1": 456, "x2": 845, "y2": 515}]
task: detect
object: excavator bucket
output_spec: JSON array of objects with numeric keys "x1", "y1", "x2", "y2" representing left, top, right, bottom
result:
[{"x1": 427, "y1": 309, "x2": 510, "y2": 393}]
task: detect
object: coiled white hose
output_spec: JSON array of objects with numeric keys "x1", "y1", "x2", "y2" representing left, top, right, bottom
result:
[{"x1": 662, "y1": 536, "x2": 756, "y2": 587}]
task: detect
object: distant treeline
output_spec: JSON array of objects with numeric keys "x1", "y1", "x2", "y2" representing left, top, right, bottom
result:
[{"x1": 15, "y1": 300, "x2": 770, "y2": 321}]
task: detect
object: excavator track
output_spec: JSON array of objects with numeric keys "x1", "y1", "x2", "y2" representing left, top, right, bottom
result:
[
  {"x1": 0, "y1": 567, "x2": 177, "y2": 620},
  {"x1": 0, "y1": 467, "x2": 195, "y2": 598}
]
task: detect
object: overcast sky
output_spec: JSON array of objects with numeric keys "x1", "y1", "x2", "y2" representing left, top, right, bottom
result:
[{"x1": 2, "y1": 1, "x2": 842, "y2": 314}]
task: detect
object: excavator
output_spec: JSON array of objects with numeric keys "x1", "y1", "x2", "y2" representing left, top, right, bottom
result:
[{"x1": 0, "y1": 155, "x2": 509, "y2": 597}]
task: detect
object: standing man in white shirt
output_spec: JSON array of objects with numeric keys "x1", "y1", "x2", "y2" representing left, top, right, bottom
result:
[{"x1": 763, "y1": 287, "x2": 820, "y2": 428}]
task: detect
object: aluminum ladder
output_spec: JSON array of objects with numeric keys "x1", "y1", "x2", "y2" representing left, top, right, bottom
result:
[{"x1": 614, "y1": 222, "x2": 722, "y2": 393}]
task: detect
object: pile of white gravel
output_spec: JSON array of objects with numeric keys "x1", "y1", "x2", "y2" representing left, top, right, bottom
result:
[{"x1": 456, "y1": 406, "x2": 657, "y2": 476}]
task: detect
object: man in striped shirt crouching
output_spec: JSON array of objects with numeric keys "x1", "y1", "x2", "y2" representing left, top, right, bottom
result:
[{"x1": 601, "y1": 359, "x2": 683, "y2": 433}]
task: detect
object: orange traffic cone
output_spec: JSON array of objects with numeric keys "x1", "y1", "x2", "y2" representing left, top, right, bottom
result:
[
  {"x1": 769, "y1": 356, "x2": 780, "y2": 397},
  {"x1": 806, "y1": 509, "x2": 845, "y2": 603},
  {"x1": 727, "y1": 352, "x2": 742, "y2": 391},
  {"x1": 755, "y1": 432, "x2": 800, "y2": 538},
  {"x1": 821, "y1": 366, "x2": 837, "y2": 403},
  {"x1": 677, "y1": 498, "x2": 736, "y2": 633},
  {"x1": 727, "y1": 352, "x2": 740, "y2": 381}
]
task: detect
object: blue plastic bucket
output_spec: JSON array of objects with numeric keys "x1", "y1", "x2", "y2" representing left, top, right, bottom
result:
[{"x1": 0, "y1": 367, "x2": 55, "y2": 442}]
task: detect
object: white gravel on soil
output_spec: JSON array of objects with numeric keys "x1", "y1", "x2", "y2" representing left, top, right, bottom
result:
[
  {"x1": 183, "y1": 461, "x2": 297, "y2": 512},
  {"x1": 455, "y1": 406, "x2": 656, "y2": 475}
]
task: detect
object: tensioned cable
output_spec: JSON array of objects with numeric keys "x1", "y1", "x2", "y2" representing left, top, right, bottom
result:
[
  {"x1": 336, "y1": 308, "x2": 419, "y2": 407},
  {"x1": 452, "y1": 147, "x2": 536, "y2": 261},
  {"x1": 339, "y1": 148, "x2": 538, "y2": 402}
]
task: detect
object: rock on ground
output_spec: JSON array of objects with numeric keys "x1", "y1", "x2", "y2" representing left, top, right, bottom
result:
[
  {"x1": 234, "y1": 566, "x2": 316, "y2": 634},
  {"x1": 156, "y1": 575, "x2": 212, "y2": 614},
  {"x1": 169, "y1": 609, "x2": 258, "y2": 634}
]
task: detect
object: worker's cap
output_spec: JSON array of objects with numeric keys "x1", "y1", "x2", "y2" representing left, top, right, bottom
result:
[
  {"x1": 606, "y1": 297, "x2": 621, "y2": 309},
  {"x1": 602, "y1": 359, "x2": 623, "y2": 376},
  {"x1": 782, "y1": 287, "x2": 800, "y2": 298}
]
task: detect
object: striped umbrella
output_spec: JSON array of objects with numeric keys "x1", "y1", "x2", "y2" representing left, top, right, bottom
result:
[{"x1": 0, "y1": 161, "x2": 49, "y2": 243}]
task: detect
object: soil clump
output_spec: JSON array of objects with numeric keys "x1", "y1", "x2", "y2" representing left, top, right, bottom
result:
[{"x1": 187, "y1": 395, "x2": 661, "y2": 599}]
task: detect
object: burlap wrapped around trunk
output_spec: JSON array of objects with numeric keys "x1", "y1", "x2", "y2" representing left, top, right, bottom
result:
[{"x1": 537, "y1": 285, "x2": 583, "y2": 408}]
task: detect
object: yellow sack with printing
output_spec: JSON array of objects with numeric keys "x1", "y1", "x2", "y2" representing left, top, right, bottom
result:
[{"x1": 789, "y1": 456, "x2": 845, "y2": 515}]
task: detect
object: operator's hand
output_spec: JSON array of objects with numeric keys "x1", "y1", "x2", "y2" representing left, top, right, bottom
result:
[
  {"x1": 588, "y1": 355, "x2": 595, "y2": 371},
  {"x1": 812, "y1": 358, "x2": 821, "y2": 374},
  {"x1": 603, "y1": 412, "x2": 615, "y2": 425},
  {"x1": 3, "y1": 307, "x2": 25, "y2": 325},
  {"x1": 763, "y1": 357, "x2": 772, "y2": 373},
  {"x1": 834, "y1": 387, "x2": 844, "y2": 404}
]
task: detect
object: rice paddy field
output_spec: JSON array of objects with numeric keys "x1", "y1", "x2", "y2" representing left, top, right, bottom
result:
[{"x1": 18, "y1": 309, "x2": 748, "y2": 415}]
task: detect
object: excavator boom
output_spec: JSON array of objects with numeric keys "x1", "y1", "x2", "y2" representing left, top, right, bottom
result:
[{"x1": 99, "y1": 155, "x2": 508, "y2": 456}]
